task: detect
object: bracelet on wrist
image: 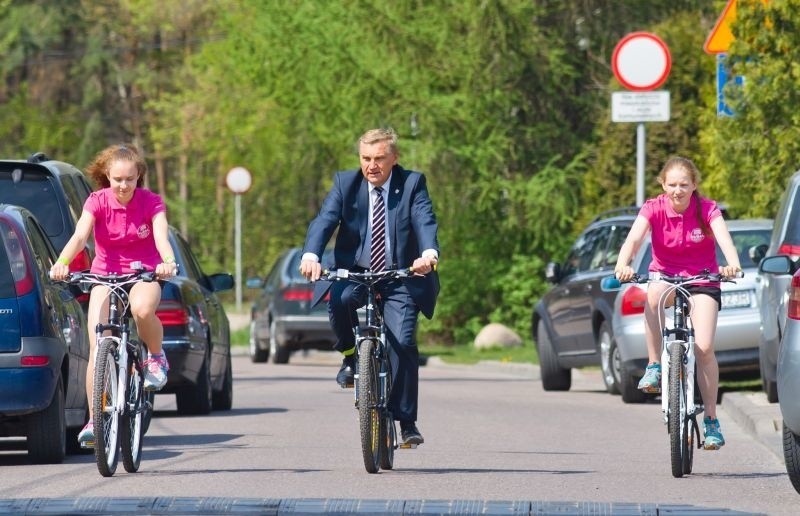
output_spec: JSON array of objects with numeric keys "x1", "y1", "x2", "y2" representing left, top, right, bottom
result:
[
  {"x1": 56, "y1": 257, "x2": 69, "y2": 266},
  {"x1": 162, "y1": 256, "x2": 175, "y2": 264}
]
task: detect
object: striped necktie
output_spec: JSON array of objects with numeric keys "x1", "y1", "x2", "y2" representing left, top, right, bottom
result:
[{"x1": 370, "y1": 187, "x2": 386, "y2": 271}]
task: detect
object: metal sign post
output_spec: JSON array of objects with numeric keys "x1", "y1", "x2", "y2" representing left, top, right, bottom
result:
[{"x1": 226, "y1": 167, "x2": 252, "y2": 312}]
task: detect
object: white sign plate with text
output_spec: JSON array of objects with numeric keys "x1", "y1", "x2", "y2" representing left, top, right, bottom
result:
[{"x1": 611, "y1": 91, "x2": 670, "y2": 123}]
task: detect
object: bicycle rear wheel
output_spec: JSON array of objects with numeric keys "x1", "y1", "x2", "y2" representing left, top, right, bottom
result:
[
  {"x1": 93, "y1": 337, "x2": 121, "y2": 477},
  {"x1": 121, "y1": 350, "x2": 144, "y2": 473},
  {"x1": 358, "y1": 338, "x2": 381, "y2": 473},
  {"x1": 668, "y1": 341, "x2": 686, "y2": 478}
]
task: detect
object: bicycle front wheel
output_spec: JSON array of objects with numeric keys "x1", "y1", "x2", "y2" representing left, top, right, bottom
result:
[
  {"x1": 93, "y1": 337, "x2": 121, "y2": 477},
  {"x1": 668, "y1": 341, "x2": 687, "y2": 478},
  {"x1": 380, "y1": 364, "x2": 394, "y2": 471},
  {"x1": 121, "y1": 349, "x2": 145, "y2": 473},
  {"x1": 358, "y1": 338, "x2": 381, "y2": 474}
]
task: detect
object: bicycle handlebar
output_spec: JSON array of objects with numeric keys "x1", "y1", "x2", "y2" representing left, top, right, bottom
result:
[
  {"x1": 320, "y1": 267, "x2": 415, "y2": 282},
  {"x1": 623, "y1": 270, "x2": 742, "y2": 285}
]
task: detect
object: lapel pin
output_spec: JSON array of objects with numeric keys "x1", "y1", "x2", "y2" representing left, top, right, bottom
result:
[{"x1": 395, "y1": 189, "x2": 399, "y2": 194}]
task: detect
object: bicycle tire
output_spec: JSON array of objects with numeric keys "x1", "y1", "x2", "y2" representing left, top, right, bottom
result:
[
  {"x1": 358, "y1": 338, "x2": 381, "y2": 474},
  {"x1": 668, "y1": 341, "x2": 685, "y2": 478},
  {"x1": 121, "y1": 350, "x2": 144, "y2": 473},
  {"x1": 379, "y1": 362, "x2": 394, "y2": 470},
  {"x1": 682, "y1": 417, "x2": 695, "y2": 475},
  {"x1": 93, "y1": 337, "x2": 121, "y2": 477}
]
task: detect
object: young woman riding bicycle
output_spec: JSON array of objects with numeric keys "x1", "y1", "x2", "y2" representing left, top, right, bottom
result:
[
  {"x1": 49, "y1": 144, "x2": 178, "y2": 446},
  {"x1": 613, "y1": 156, "x2": 741, "y2": 450}
]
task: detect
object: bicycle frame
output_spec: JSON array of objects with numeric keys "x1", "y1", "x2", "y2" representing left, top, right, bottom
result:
[{"x1": 658, "y1": 283, "x2": 699, "y2": 425}]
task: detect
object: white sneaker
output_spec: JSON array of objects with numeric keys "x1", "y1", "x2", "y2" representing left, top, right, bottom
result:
[{"x1": 143, "y1": 354, "x2": 169, "y2": 391}]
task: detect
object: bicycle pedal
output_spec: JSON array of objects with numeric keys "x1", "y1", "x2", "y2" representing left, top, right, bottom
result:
[
  {"x1": 398, "y1": 443, "x2": 418, "y2": 449},
  {"x1": 80, "y1": 441, "x2": 95, "y2": 449},
  {"x1": 338, "y1": 382, "x2": 354, "y2": 389}
]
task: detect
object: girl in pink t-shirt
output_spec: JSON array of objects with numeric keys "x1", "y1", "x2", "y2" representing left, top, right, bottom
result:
[
  {"x1": 50, "y1": 144, "x2": 177, "y2": 446},
  {"x1": 614, "y1": 157, "x2": 742, "y2": 451}
]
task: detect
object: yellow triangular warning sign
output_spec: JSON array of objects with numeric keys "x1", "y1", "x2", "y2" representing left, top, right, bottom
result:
[{"x1": 704, "y1": 0, "x2": 737, "y2": 54}]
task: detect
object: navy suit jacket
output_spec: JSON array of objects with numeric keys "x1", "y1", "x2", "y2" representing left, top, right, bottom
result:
[{"x1": 303, "y1": 165, "x2": 440, "y2": 319}]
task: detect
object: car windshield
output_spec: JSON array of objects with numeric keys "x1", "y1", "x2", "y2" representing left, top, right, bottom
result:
[{"x1": 0, "y1": 168, "x2": 64, "y2": 238}]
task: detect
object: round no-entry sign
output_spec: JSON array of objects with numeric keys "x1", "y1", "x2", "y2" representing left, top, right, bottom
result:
[{"x1": 612, "y1": 32, "x2": 671, "y2": 91}]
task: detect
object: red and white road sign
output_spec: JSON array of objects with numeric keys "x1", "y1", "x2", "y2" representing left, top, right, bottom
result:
[{"x1": 612, "y1": 32, "x2": 672, "y2": 92}]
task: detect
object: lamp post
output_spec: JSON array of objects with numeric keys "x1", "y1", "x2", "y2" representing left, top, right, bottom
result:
[{"x1": 225, "y1": 166, "x2": 252, "y2": 312}]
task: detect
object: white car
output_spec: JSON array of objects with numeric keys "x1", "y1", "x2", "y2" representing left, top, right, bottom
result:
[{"x1": 609, "y1": 219, "x2": 773, "y2": 403}]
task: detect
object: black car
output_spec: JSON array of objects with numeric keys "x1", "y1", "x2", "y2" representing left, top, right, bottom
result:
[
  {"x1": 154, "y1": 227, "x2": 235, "y2": 415},
  {"x1": 0, "y1": 204, "x2": 90, "y2": 463},
  {"x1": 247, "y1": 247, "x2": 339, "y2": 364},
  {"x1": 532, "y1": 208, "x2": 637, "y2": 393},
  {"x1": 0, "y1": 153, "x2": 95, "y2": 273}
]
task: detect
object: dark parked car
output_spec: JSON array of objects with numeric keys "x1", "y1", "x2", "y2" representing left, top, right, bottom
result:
[
  {"x1": 532, "y1": 208, "x2": 636, "y2": 392},
  {"x1": 247, "y1": 247, "x2": 340, "y2": 364},
  {"x1": 0, "y1": 204, "x2": 90, "y2": 463},
  {"x1": 154, "y1": 227, "x2": 235, "y2": 415},
  {"x1": 0, "y1": 153, "x2": 95, "y2": 273}
]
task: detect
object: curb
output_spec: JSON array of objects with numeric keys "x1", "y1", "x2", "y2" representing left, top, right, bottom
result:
[{"x1": 721, "y1": 391, "x2": 783, "y2": 462}]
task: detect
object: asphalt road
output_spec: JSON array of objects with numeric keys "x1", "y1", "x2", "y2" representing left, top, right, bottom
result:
[{"x1": 0, "y1": 351, "x2": 794, "y2": 515}]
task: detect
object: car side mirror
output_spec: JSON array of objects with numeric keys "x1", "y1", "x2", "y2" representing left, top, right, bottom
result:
[
  {"x1": 544, "y1": 262, "x2": 561, "y2": 283},
  {"x1": 749, "y1": 244, "x2": 768, "y2": 266},
  {"x1": 245, "y1": 277, "x2": 264, "y2": 289},
  {"x1": 600, "y1": 276, "x2": 621, "y2": 291},
  {"x1": 759, "y1": 255, "x2": 794, "y2": 276}
]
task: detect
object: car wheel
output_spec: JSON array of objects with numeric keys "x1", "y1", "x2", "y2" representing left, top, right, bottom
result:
[
  {"x1": 784, "y1": 422, "x2": 800, "y2": 494},
  {"x1": 760, "y1": 343, "x2": 779, "y2": 403},
  {"x1": 619, "y1": 365, "x2": 647, "y2": 404},
  {"x1": 26, "y1": 374, "x2": 66, "y2": 464},
  {"x1": 536, "y1": 320, "x2": 571, "y2": 391},
  {"x1": 598, "y1": 322, "x2": 620, "y2": 395},
  {"x1": 249, "y1": 320, "x2": 268, "y2": 363},
  {"x1": 176, "y1": 352, "x2": 212, "y2": 415},
  {"x1": 212, "y1": 352, "x2": 234, "y2": 411},
  {"x1": 270, "y1": 319, "x2": 291, "y2": 364}
]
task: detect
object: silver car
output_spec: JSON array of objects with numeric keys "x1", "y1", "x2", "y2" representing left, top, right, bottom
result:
[
  {"x1": 753, "y1": 169, "x2": 800, "y2": 403},
  {"x1": 610, "y1": 219, "x2": 773, "y2": 403},
  {"x1": 759, "y1": 254, "x2": 800, "y2": 493}
]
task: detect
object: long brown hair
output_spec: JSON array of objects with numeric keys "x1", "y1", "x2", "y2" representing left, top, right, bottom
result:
[
  {"x1": 658, "y1": 156, "x2": 712, "y2": 236},
  {"x1": 85, "y1": 144, "x2": 147, "y2": 189}
]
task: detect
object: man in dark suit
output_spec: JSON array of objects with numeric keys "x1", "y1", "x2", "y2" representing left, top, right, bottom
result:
[{"x1": 299, "y1": 128, "x2": 439, "y2": 445}]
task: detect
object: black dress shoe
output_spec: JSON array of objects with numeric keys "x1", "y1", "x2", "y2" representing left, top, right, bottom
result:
[
  {"x1": 400, "y1": 422, "x2": 424, "y2": 445},
  {"x1": 336, "y1": 355, "x2": 355, "y2": 388}
]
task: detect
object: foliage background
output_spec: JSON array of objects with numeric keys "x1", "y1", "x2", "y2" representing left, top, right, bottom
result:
[{"x1": 0, "y1": 0, "x2": 789, "y2": 346}]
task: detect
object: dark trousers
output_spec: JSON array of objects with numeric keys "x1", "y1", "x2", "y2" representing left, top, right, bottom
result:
[{"x1": 328, "y1": 279, "x2": 421, "y2": 423}]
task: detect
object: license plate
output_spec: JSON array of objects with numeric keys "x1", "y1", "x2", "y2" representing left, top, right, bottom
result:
[{"x1": 721, "y1": 290, "x2": 752, "y2": 309}]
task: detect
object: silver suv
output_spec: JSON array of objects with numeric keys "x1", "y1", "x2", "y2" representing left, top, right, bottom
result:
[{"x1": 754, "y1": 169, "x2": 800, "y2": 402}]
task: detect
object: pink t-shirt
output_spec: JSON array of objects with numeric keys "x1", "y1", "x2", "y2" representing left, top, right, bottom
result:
[
  {"x1": 640, "y1": 193, "x2": 722, "y2": 277},
  {"x1": 85, "y1": 188, "x2": 166, "y2": 274}
]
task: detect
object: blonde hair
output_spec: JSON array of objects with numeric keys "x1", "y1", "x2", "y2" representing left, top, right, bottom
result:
[
  {"x1": 86, "y1": 144, "x2": 147, "y2": 189},
  {"x1": 358, "y1": 128, "x2": 398, "y2": 155}
]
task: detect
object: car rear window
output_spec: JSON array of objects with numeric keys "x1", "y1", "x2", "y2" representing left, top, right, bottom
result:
[
  {"x1": 719, "y1": 228, "x2": 771, "y2": 268},
  {"x1": 0, "y1": 167, "x2": 64, "y2": 239}
]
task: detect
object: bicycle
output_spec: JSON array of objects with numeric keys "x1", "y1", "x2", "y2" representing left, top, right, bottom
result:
[
  {"x1": 64, "y1": 264, "x2": 157, "y2": 477},
  {"x1": 321, "y1": 267, "x2": 419, "y2": 474},
  {"x1": 604, "y1": 270, "x2": 738, "y2": 478}
]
